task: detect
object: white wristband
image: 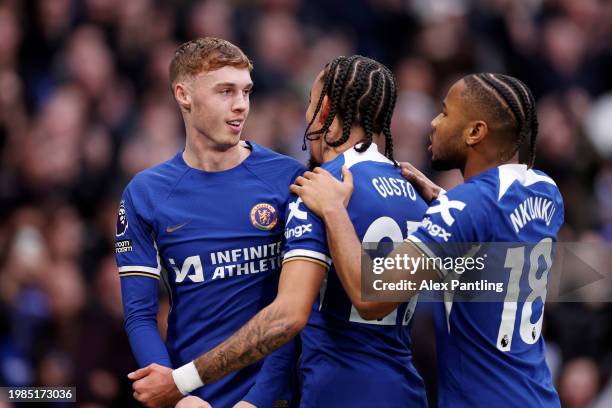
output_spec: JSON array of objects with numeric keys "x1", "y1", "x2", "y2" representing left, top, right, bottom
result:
[{"x1": 172, "y1": 361, "x2": 204, "y2": 395}]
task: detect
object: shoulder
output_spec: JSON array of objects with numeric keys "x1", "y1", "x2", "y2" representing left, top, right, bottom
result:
[
  {"x1": 444, "y1": 176, "x2": 496, "y2": 207},
  {"x1": 427, "y1": 177, "x2": 496, "y2": 238},
  {"x1": 123, "y1": 154, "x2": 185, "y2": 206},
  {"x1": 321, "y1": 157, "x2": 343, "y2": 179},
  {"x1": 248, "y1": 142, "x2": 305, "y2": 172},
  {"x1": 528, "y1": 168, "x2": 563, "y2": 203},
  {"x1": 244, "y1": 142, "x2": 306, "y2": 189},
  {"x1": 496, "y1": 164, "x2": 559, "y2": 200}
]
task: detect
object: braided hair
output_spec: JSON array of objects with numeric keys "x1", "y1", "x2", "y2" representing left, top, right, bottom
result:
[
  {"x1": 302, "y1": 55, "x2": 399, "y2": 163},
  {"x1": 463, "y1": 73, "x2": 539, "y2": 168}
]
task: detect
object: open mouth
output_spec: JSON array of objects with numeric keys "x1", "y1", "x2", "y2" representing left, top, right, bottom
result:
[{"x1": 226, "y1": 119, "x2": 243, "y2": 132}]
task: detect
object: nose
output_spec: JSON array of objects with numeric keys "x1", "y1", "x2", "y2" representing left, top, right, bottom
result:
[
  {"x1": 430, "y1": 114, "x2": 440, "y2": 130},
  {"x1": 232, "y1": 93, "x2": 248, "y2": 112}
]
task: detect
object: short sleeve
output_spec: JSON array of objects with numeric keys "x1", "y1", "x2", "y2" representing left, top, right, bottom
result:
[
  {"x1": 115, "y1": 184, "x2": 161, "y2": 279},
  {"x1": 408, "y1": 182, "x2": 491, "y2": 270},
  {"x1": 282, "y1": 194, "x2": 331, "y2": 269}
]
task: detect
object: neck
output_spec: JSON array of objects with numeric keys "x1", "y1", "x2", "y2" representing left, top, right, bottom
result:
[
  {"x1": 183, "y1": 125, "x2": 250, "y2": 172},
  {"x1": 321, "y1": 127, "x2": 371, "y2": 163},
  {"x1": 462, "y1": 152, "x2": 519, "y2": 180}
]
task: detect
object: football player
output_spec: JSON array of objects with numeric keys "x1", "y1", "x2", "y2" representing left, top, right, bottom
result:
[
  {"x1": 295, "y1": 73, "x2": 564, "y2": 407},
  {"x1": 132, "y1": 55, "x2": 430, "y2": 408},
  {"x1": 116, "y1": 37, "x2": 303, "y2": 407}
]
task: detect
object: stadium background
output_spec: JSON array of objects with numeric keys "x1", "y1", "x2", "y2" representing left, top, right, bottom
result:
[{"x1": 0, "y1": 0, "x2": 611, "y2": 406}]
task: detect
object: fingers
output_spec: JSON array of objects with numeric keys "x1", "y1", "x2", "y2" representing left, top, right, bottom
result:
[
  {"x1": 301, "y1": 167, "x2": 336, "y2": 183},
  {"x1": 128, "y1": 365, "x2": 151, "y2": 380},
  {"x1": 133, "y1": 391, "x2": 147, "y2": 404},
  {"x1": 400, "y1": 162, "x2": 418, "y2": 180},
  {"x1": 133, "y1": 378, "x2": 145, "y2": 391},
  {"x1": 400, "y1": 161, "x2": 419, "y2": 174},
  {"x1": 400, "y1": 162, "x2": 425, "y2": 180},
  {"x1": 312, "y1": 167, "x2": 331, "y2": 176},
  {"x1": 340, "y1": 166, "x2": 353, "y2": 186},
  {"x1": 289, "y1": 184, "x2": 301, "y2": 195},
  {"x1": 399, "y1": 161, "x2": 412, "y2": 170},
  {"x1": 233, "y1": 402, "x2": 257, "y2": 408},
  {"x1": 400, "y1": 167, "x2": 416, "y2": 181},
  {"x1": 177, "y1": 396, "x2": 212, "y2": 408},
  {"x1": 293, "y1": 176, "x2": 308, "y2": 186},
  {"x1": 295, "y1": 167, "x2": 341, "y2": 190}
]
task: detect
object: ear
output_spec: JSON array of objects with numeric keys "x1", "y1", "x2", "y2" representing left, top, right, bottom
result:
[
  {"x1": 318, "y1": 95, "x2": 331, "y2": 125},
  {"x1": 465, "y1": 120, "x2": 488, "y2": 146},
  {"x1": 174, "y1": 82, "x2": 192, "y2": 112}
]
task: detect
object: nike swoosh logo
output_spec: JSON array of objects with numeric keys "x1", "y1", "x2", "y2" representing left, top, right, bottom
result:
[{"x1": 166, "y1": 222, "x2": 189, "y2": 233}]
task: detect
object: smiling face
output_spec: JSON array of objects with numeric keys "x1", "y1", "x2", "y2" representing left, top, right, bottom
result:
[
  {"x1": 184, "y1": 66, "x2": 253, "y2": 150},
  {"x1": 169, "y1": 38, "x2": 253, "y2": 151},
  {"x1": 429, "y1": 79, "x2": 470, "y2": 171}
]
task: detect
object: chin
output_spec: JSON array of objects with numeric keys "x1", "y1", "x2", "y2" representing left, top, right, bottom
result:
[
  {"x1": 218, "y1": 134, "x2": 242, "y2": 150},
  {"x1": 431, "y1": 157, "x2": 456, "y2": 171}
]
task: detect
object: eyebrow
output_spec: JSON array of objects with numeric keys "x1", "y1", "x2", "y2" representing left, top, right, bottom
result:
[{"x1": 214, "y1": 82, "x2": 253, "y2": 88}]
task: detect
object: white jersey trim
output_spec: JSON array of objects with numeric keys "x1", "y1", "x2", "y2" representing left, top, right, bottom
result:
[
  {"x1": 283, "y1": 249, "x2": 332, "y2": 266},
  {"x1": 498, "y1": 164, "x2": 557, "y2": 201},
  {"x1": 342, "y1": 142, "x2": 393, "y2": 169},
  {"x1": 117, "y1": 265, "x2": 161, "y2": 275},
  {"x1": 117, "y1": 238, "x2": 162, "y2": 276}
]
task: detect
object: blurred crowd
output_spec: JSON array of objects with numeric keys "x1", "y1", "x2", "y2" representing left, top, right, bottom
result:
[{"x1": 0, "y1": 0, "x2": 611, "y2": 407}]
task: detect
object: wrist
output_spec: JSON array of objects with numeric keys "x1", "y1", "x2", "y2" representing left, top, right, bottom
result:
[
  {"x1": 321, "y1": 204, "x2": 348, "y2": 222},
  {"x1": 172, "y1": 361, "x2": 204, "y2": 395}
]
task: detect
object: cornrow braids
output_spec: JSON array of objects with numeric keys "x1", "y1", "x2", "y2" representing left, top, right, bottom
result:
[
  {"x1": 511, "y1": 77, "x2": 539, "y2": 168},
  {"x1": 381, "y1": 67, "x2": 398, "y2": 163},
  {"x1": 465, "y1": 73, "x2": 539, "y2": 168},
  {"x1": 359, "y1": 69, "x2": 382, "y2": 153},
  {"x1": 326, "y1": 58, "x2": 369, "y2": 148},
  {"x1": 479, "y1": 74, "x2": 526, "y2": 162},
  {"x1": 302, "y1": 55, "x2": 399, "y2": 163}
]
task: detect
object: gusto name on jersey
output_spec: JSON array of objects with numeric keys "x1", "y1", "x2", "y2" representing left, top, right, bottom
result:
[{"x1": 372, "y1": 176, "x2": 417, "y2": 200}]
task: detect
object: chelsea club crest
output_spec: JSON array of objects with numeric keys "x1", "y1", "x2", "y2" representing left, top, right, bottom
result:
[{"x1": 250, "y1": 203, "x2": 278, "y2": 230}]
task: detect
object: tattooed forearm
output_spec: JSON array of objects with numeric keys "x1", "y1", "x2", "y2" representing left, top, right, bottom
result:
[{"x1": 193, "y1": 302, "x2": 301, "y2": 384}]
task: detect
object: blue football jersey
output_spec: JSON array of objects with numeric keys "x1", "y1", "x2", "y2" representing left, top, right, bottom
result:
[
  {"x1": 115, "y1": 142, "x2": 304, "y2": 407},
  {"x1": 283, "y1": 143, "x2": 429, "y2": 407},
  {"x1": 409, "y1": 163, "x2": 564, "y2": 407}
]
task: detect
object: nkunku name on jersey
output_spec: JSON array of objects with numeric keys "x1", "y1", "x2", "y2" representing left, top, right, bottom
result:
[{"x1": 408, "y1": 164, "x2": 564, "y2": 407}]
